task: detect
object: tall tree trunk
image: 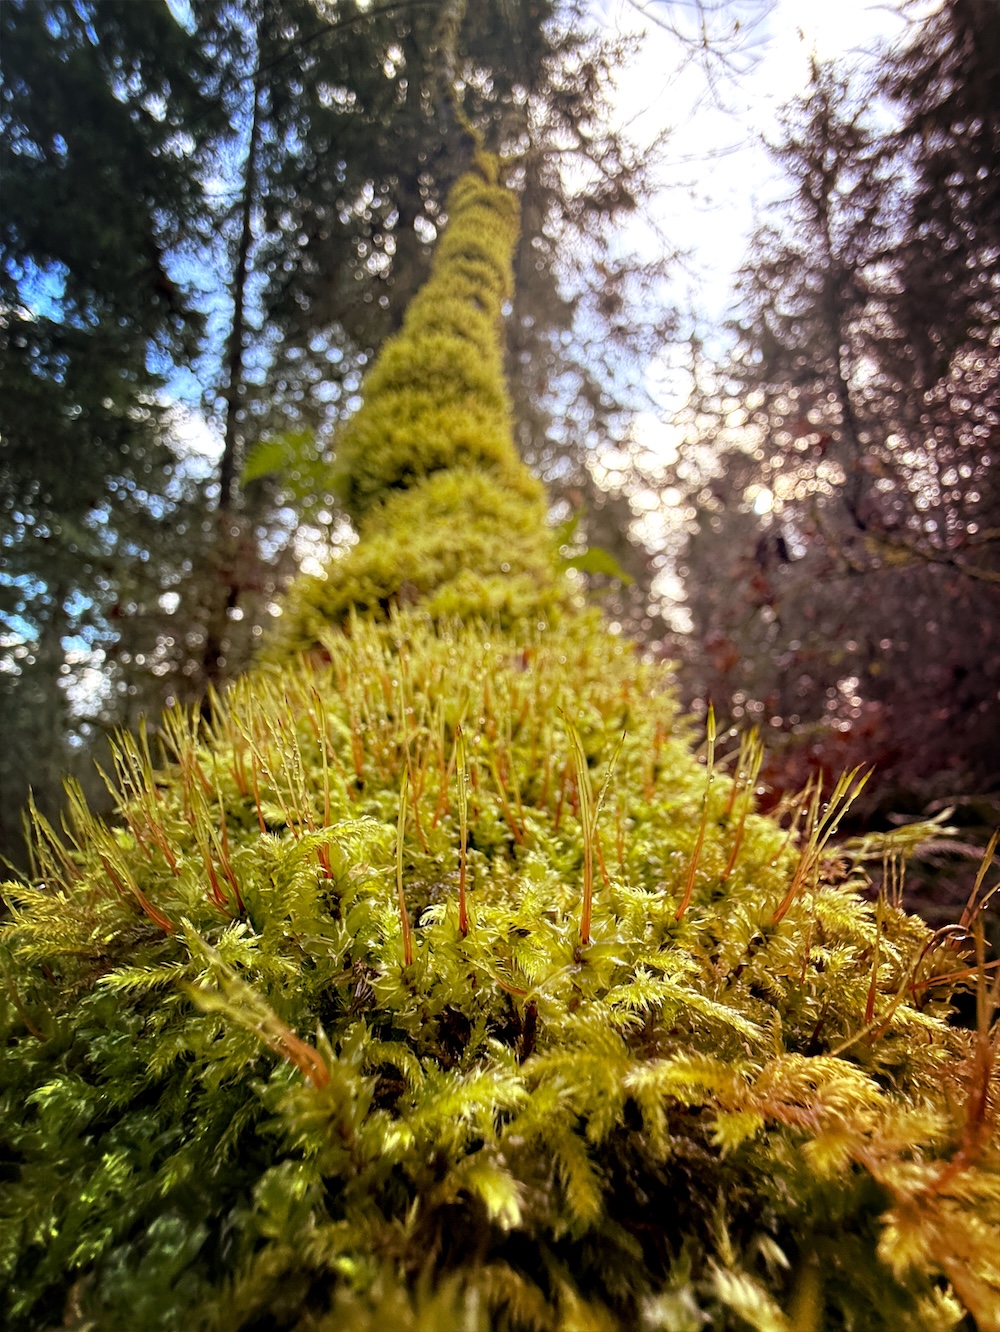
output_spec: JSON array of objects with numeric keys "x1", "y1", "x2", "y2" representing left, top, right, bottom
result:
[
  {"x1": 202, "y1": 68, "x2": 263, "y2": 698},
  {"x1": 384, "y1": 0, "x2": 471, "y2": 337}
]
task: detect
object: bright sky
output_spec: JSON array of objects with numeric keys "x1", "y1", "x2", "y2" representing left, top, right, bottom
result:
[
  {"x1": 587, "y1": 0, "x2": 914, "y2": 617},
  {"x1": 599, "y1": 0, "x2": 910, "y2": 325}
]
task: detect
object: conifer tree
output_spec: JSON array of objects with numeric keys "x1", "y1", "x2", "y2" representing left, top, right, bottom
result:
[
  {"x1": 0, "y1": 0, "x2": 221, "y2": 856},
  {"x1": 670, "y1": 23, "x2": 1000, "y2": 817},
  {"x1": 2, "y1": 148, "x2": 999, "y2": 1332}
]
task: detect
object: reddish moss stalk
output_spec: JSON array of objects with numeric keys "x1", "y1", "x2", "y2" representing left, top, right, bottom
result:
[
  {"x1": 675, "y1": 707, "x2": 716, "y2": 921},
  {"x1": 456, "y1": 726, "x2": 470, "y2": 937},
  {"x1": 396, "y1": 771, "x2": 415, "y2": 966}
]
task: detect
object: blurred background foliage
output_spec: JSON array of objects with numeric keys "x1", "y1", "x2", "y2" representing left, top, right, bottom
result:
[
  {"x1": 665, "y1": 1, "x2": 999, "y2": 919},
  {"x1": 1, "y1": 0, "x2": 997, "y2": 920}
]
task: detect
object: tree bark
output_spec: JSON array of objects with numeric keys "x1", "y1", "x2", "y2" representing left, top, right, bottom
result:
[{"x1": 202, "y1": 67, "x2": 263, "y2": 698}]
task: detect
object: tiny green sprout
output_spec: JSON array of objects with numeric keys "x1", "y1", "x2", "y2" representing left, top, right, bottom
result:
[
  {"x1": 864, "y1": 888, "x2": 885, "y2": 1025},
  {"x1": 772, "y1": 764, "x2": 871, "y2": 924},
  {"x1": 564, "y1": 713, "x2": 625, "y2": 946},
  {"x1": 564, "y1": 713, "x2": 595, "y2": 946},
  {"x1": 721, "y1": 728, "x2": 763, "y2": 883}
]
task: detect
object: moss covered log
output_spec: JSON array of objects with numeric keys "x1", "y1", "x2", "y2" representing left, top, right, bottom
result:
[
  {"x1": 2, "y1": 154, "x2": 999, "y2": 1332},
  {"x1": 276, "y1": 153, "x2": 563, "y2": 649}
]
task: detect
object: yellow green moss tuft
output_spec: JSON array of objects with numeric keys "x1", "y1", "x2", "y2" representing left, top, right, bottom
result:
[{"x1": 278, "y1": 469, "x2": 564, "y2": 651}]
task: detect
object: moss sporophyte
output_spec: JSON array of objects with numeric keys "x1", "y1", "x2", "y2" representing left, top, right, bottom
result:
[{"x1": 2, "y1": 152, "x2": 999, "y2": 1332}]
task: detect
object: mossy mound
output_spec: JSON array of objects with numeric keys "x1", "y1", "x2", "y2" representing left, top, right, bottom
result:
[
  {"x1": 2, "y1": 154, "x2": 998, "y2": 1331},
  {"x1": 279, "y1": 469, "x2": 563, "y2": 652},
  {"x1": 5, "y1": 616, "x2": 997, "y2": 1330}
]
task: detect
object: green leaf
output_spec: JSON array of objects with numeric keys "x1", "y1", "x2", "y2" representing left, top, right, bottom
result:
[
  {"x1": 552, "y1": 513, "x2": 582, "y2": 547},
  {"x1": 712, "y1": 1268, "x2": 791, "y2": 1332},
  {"x1": 561, "y1": 546, "x2": 633, "y2": 583},
  {"x1": 456, "y1": 1154, "x2": 523, "y2": 1229},
  {"x1": 241, "y1": 438, "x2": 291, "y2": 485}
]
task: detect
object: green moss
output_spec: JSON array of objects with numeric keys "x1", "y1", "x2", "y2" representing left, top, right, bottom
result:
[
  {"x1": 278, "y1": 469, "x2": 563, "y2": 652},
  {"x1": 274, "y1": 153, "x2": 553, "y2": 658},
  {"x1": 330, "y1": 155, "x2": 528, "y2": 527},
  {"x1": 2, "y1": 154, "x2": 997, "y2": 1332}
]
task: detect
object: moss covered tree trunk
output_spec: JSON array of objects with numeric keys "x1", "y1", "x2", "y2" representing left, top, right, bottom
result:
[
  {"x1": 1, "y1": 155, "x2": 998, "y2": 1332},
  {"x1": 276, "y1": 150, "x2": 561, "y2": 647}
]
